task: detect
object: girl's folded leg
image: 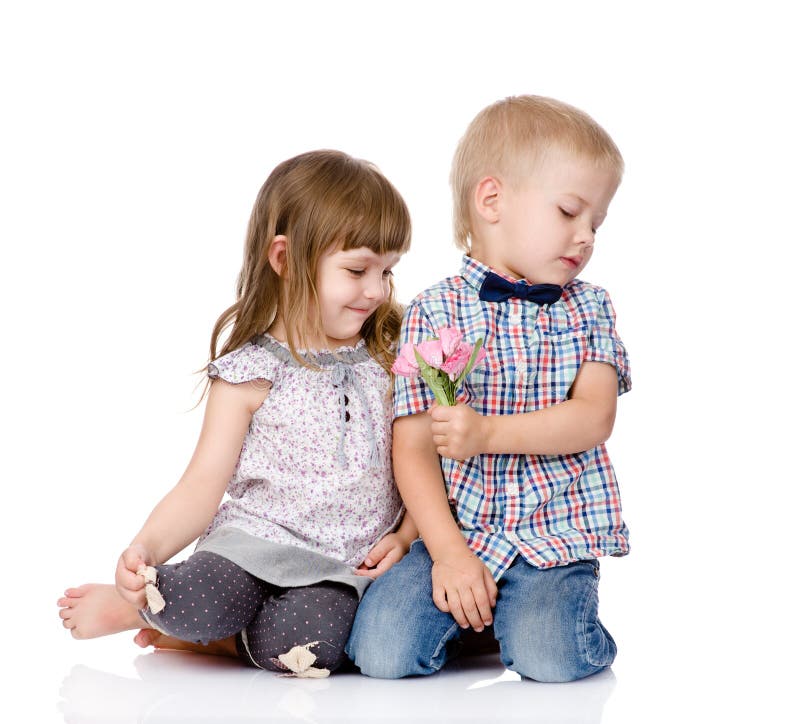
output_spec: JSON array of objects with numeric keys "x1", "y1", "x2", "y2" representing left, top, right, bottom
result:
[
  {"x1": 346, "y1": 540, "x2": 461, "y2": 679},
  {"x1": 236, "y1": 581, "x2": 359, "y2": 673},
  {"x1": 141, "y1": 551, "x2": 271, "y2": 645}
]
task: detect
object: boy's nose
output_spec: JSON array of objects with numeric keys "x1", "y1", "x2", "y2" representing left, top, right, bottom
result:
[{"x1": 575, "y1": 224, "x2": 595, "y2": 246}]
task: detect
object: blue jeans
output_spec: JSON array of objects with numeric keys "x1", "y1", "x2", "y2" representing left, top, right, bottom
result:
[{"x1": 346, "y1": 540, "x2": 617, "y2": 682}]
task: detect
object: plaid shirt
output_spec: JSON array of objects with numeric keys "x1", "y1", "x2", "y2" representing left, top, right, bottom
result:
[{"x1": 394, "y1": 255, "x2": 631, "y2": 577}]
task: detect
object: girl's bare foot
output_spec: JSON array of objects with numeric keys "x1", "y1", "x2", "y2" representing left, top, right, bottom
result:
[
  {"x1": 134, "y1": 628, "x2": 239, "y2": 658},
  {"x1": 58, "y1": 584, "x2": 143, "y2": 639}
]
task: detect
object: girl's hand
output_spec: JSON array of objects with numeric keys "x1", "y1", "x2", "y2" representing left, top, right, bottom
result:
[
  {"x1": 354, "y1": 533, "x2": 410, "y2": 580},
  {"x1": 115, "y1": 543, "x2": 151, "y2": 608},
  {"x1": 431, "y1": 550, "x2": 497, "y2": 631},
  {"x1": 428, "y1": 403, "x2": 489, "y2": 461}
]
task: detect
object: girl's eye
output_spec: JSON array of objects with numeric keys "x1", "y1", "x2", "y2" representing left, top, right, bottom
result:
[
  {"x1": 382, "y1": 269, "x2": 394, "y2": 278},
  {"x1": 346, "y1": 269, "x2": 366, "y2": 277},
  {"x1": 559, "y1": 208, "x2": 576, "y2": 218}
]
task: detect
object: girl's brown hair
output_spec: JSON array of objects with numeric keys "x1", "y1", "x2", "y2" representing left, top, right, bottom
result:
[{"x1": 208, "y1": 150, "x2": 411, "y2": 381}]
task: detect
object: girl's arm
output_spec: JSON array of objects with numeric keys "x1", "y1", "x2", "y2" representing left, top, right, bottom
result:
[
  {"x1": 354, "y1": 511, "x2": 418, "y2": 580},
  {"x1": 429, "y1": 361, "x2": 618, "y2": 460},
  {"x1": 115, "y1": 378, "x2": 269, "y2": 606}
]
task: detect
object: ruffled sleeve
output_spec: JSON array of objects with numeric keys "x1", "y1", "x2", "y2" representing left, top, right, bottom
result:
[
  {"x1": 586, "y1": 289, "x2": 632, "y2": 396},
  {"x1": 208, "y1": 341, "x2": 280, "y2": 384}
]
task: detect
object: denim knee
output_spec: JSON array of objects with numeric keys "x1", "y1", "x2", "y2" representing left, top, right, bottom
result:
[
  {"x1": 494, "y1": 559, "x2": 617, "y2": 683},
  {"x1": 346, "y1": 541, "x2": 459, "y2": 679}
]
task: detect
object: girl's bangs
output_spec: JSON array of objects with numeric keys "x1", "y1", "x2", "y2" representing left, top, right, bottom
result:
[{"x1": 339, "y1": 178, "x2": 411, "y2": 256}]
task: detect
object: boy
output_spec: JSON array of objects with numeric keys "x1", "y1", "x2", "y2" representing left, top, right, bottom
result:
[{"x1": 346, "y1": 95, "x2": 631, "y2": 682}]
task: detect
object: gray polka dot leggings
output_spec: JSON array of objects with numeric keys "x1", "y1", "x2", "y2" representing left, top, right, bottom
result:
[{"x1": 141, "y1": 551, "x2": 359, "y2": 673}]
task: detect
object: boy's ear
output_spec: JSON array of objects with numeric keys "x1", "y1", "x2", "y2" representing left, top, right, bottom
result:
[
  {"x1": 268, "y1": 235, "x2": 288, "y2": 276},
  {"x1": 473, "y1": 176, "x2": 501, "y2": 224}
]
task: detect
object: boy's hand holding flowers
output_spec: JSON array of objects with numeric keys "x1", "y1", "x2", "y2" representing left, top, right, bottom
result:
[
  {"x1": 392, "y1": 327, "x2": 487, "y2": 461},
  {"x1": 429, "y1": 403, "x2": 488, "y2": 461}
]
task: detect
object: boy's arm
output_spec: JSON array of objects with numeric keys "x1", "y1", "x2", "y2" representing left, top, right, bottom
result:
[
  {"x1": 393, "y1": 413, "x2": 497, "y2": 632},
  {"x1": 430, "y1": 360, "x2": 618, "y2": 460}
]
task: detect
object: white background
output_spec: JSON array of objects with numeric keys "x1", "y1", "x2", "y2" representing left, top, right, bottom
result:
[{"x1": 1, "y1": 1, "x2": 797, "y2": 721}]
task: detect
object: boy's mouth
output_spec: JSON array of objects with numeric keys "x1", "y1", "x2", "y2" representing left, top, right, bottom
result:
[{"x1": 560, "y1": 256, "x2": 581, "y2": 269}]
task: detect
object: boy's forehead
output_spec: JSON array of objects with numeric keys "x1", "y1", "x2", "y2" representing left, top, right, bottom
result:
[{"x1": 510, "y1": 147, "x2": 620, "y2": 190}]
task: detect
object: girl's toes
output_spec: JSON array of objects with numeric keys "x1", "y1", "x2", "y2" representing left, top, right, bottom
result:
[
  {"x1": 133, "y1": 629, "x2": 158, "y2": 648},
  {"x1": 64, "y1": 584, "x2": 92, "y2": 598}
]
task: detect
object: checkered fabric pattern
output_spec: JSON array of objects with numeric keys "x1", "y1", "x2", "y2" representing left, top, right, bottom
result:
[{"x1": 394, "y1": 256, "x2": 631, "y2": 577}]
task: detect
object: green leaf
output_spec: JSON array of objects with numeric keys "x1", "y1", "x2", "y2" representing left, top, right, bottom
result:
[
  {"x1": 453, "y1": 337, "x2": 484, "y2": 389},
  {"x1": 414, "y1": 348, "x2": 454, "y2": 406}
]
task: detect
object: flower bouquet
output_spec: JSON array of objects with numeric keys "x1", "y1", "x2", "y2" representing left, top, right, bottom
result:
[{"x1": 391, "y1": 327, "x2": 486, "y2": 406}]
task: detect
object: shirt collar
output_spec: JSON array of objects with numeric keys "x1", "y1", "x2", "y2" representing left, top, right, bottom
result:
[{"x1": 460, "y1": 255, "x2": 575, "y2": 304}]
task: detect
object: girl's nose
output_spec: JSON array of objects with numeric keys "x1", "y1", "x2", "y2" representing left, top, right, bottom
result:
[{"x1": 363, "y1": 274, "x2": 385, "y2": 300}]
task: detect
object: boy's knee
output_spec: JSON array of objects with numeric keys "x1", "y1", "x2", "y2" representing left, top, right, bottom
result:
[
  {"x1": 346, "y1": 594, "x2": 455, "y2": 679},
  {"x1": 347, "y1": 626, "x2": 427, "y2": 679},
  {"x1": 499, "y1": 615, "x2": 616, "y2": 683}
]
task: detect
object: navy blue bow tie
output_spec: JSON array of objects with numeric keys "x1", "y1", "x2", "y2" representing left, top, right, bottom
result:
[{"x1": 478, "y1": 271, "x2": 563, "y2": 305}]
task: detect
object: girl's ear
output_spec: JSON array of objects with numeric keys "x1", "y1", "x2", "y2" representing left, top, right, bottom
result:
[
  {"x1": 473, "y1": 176, "x2": 502, "y2": 224},
  {"x1": 268, "y1": 235, "x2": 288, "y2": 276}
]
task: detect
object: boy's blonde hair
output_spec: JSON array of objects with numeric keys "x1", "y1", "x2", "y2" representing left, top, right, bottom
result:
[
  {"x1": 209, "y1": 150, "x2": 412, "y2": 379},
  {"x1": 450, "y1": 95, "x2": 624, "y2": 251}
]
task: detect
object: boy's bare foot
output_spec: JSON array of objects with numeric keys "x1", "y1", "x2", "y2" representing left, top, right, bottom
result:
[
  {"x1": 134, "y1": 628, "x2": 238, "y2": 659},
  {"x1": 58, "y1": 584, "x2": 143, "y2": 639}
]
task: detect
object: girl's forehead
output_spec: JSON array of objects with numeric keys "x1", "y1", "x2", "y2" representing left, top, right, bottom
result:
[{"x1": 330, "y1": 247, "x2": 400, "y2": 264}]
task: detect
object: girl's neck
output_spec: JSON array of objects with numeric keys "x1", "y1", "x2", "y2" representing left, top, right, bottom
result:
[{"x1": 267, "y1": 321, "x2": 361, "y2": 351}]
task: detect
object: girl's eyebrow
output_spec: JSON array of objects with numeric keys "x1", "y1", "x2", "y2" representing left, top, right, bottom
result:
[
  {"x1": 340, "y1": 250, "x2": 379, "y2": 261},
  {"x1": 341, "y1": 251, "x2": 398, "y2": 265}
]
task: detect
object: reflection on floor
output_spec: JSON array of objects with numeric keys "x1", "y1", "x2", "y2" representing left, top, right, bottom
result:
[{"x1": 58, "y1": 650, "x2": 616, "y2": 723}]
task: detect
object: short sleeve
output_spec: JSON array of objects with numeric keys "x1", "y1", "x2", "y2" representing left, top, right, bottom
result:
[
  {"x1": 585, "y1": 290, "x2": 631, "y2": 396},
  {"x1": 208, "y1": 341, "x2": 280, "y2": 384},
  {"x1": 393, "y1": 302, "x2": 437, "y2": 418}
]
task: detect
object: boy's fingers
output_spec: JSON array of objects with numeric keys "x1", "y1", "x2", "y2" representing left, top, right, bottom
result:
[
  {"x1": 432, "y1": 585, "x2": 450, "y2": 614},
  {"x1": 472, "y1": 586, "x2": 494, "y2": 626},
  {"x1": 483, "y1": 568, "x2": 498, "y2": 606},
  {"x1": 459, "y1": 592, "x2": 486, "y2": 631},
  {"x1": 447, "y1": 594, "x2": 470, "y2": 629}
]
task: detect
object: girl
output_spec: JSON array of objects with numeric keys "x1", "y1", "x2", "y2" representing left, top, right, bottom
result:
[{"x1": 58, "y1": 150, "x2": 417, "y2": 675}]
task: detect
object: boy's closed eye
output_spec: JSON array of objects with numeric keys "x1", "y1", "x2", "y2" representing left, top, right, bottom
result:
[{"x1": 560, "y1": 207, "x2": 599, "y2": 235}]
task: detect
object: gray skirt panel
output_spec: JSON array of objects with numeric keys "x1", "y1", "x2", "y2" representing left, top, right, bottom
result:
[{"x1": 194, "y1": 526, "x2": 371, "y2": 598}]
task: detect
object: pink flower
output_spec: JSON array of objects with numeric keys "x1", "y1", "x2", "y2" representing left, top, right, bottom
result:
[
  {"x1": 391, "y1": 342, "x2": 420, "y2": 377},
  {"x1": 440, "y1": 342, "x2": 472, "y2": 380},
  {"x1": 415, "y1": 339, "x2": 444, "y2": 368},
  {"x1": 438, "y1": 327, "x2": 462, "y2": 357}
]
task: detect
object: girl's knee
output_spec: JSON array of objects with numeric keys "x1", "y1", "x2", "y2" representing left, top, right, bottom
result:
[
  {"x1": 241, "y1": 582, "x2": 359, "y2": 674},
  {"x1": 239, "y1": 633, "x2": 349, "y2": 673}
]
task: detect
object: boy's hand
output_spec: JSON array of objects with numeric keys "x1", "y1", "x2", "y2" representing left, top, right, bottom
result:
[
  {"x1": 429, "y1": 403, "x2": 489, "y2": 461},
  {"x1": 354, "y1": 532, "x2": 410, "y2": 580},
  {"x1": 431, "y1": 550, "x2": 497, "y2": 631},
  {"x1": 115, "y1": 543, "x2": 151, "y2": 608}
]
